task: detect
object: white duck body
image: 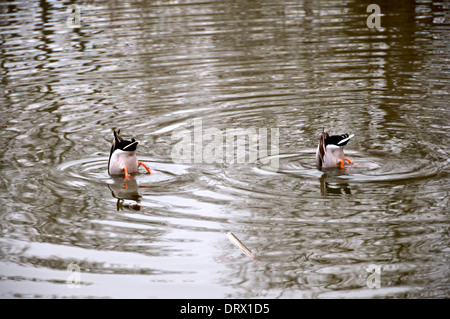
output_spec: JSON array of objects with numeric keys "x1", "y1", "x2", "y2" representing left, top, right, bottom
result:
[
  {"x1": 316, "y1": 129, "x2": 354, "y2": 168},
  {"x1": 107, "y1": 129, "x2": 141, "y2": 176},
  {"x1": 316, "y1": 144, "x2": 345, "y2": 168},
  {"x1": 108, "y1": 149, "x2": 139, "y2": 175}
]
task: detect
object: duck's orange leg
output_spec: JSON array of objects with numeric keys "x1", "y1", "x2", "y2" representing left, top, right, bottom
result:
[
  {"x1": 123, "y1": 166, "x2": 132, "y2": 180},
  {"x1": 339, "y1": 160, "x2": 345, "y2": 169},
  {"x1": 139, "y1": 161, "x2": 152, "y2": 174},
  {"x1": 345, "y1": 157, "x2": 354, "y2": 165}
]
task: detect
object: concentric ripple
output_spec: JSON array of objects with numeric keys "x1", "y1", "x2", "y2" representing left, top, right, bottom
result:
[
  {"x1": 274, "y1": 150, "x2": 441, "y2": 183},
  {"x1": 0, "y1": 0, "x2": 448, "y2": 299},
  {"x1": 56, "y1": 156, "x2": 188, "y2": 184}
]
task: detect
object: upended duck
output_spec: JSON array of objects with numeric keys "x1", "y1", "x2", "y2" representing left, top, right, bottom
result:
[
  {"x1": 108, "y1": 129, "x2": 152, "y2": 178},
  {"x1": 316, "y1": 128, "x2": 355, "y2": 169}
]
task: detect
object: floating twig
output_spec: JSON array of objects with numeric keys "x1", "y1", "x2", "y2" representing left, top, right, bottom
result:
[{"x1": 226, "y1": 232, "x2": 262, "y2": 266}]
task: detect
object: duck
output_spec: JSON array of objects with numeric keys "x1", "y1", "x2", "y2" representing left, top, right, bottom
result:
[
  {"x1": 316, "y1": 128, "x2": 355, "y2": 169},
  {"x1": 108, "y1": 129, "x2": 152, "y2": 178}
]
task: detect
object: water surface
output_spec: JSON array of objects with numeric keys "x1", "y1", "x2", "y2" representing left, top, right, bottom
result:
[{"x1": 0, "y1": 0, "x2": 449, "y2": 298}]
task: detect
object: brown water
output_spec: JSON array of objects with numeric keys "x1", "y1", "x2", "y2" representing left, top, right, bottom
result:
[{"x1": 0, "y1": 0, "x2": 449, "y2": 298}]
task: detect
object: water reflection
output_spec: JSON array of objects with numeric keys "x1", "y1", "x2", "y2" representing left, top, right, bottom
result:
[
  {"x1": 319, "y1": 173, "x2": 352, "y2": 197},
  {"x1": 0, "y1": 0, "x2": 449, "y2": 298},
  {"x1": 108, "y1": 177, "x2": 143, "y2": 211}
]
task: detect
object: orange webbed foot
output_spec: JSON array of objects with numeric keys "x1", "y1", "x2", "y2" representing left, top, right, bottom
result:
[
  {"x1": 123, "y1": 166, "x2": 132, "y2": 181},
  {"x1": 345, "y1": 157, "x2": 354, "y2": 165},
  {"x1": 139, "y1": 161, "x2": 152, "y2": 174}
]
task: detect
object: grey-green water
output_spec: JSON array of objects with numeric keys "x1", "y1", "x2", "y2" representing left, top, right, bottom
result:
[{"x1": 0, "y1": 0, "x2": 449, "y2": 298}]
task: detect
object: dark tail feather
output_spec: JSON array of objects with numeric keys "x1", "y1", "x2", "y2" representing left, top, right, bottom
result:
[
  {"x1": 108, "y1": 129, "x2": 122, "y2": 175},
  {"x1": 113, "y1": 129, "x2": 123, "y2": 144},
  {"x1": 109, "y1": 129, "x2": 123, "y2": 162},
  {"x1": 317, "y1": 128, "x2": 328, "y2": 166}
]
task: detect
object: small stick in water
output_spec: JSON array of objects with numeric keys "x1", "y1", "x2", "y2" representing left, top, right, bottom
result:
[{"x1": 226, "y1": 232, "x2": 262, "y2": 265}]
